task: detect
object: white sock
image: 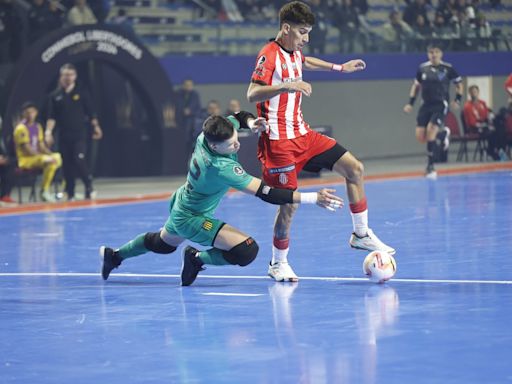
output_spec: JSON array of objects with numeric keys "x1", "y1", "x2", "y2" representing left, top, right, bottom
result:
[
  {"x1": 272, "y1": 246, "x2": 289, "y2": 264},
  {"x1": 351, "y1": 209, "x2": 368, "y2": 237}
]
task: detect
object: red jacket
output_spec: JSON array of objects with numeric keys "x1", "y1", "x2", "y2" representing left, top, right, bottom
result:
[
  {"x1": 505, "y1": 74, "x2": 512, "y2": 97},
  {"x1": 463, "y1": 99, "x2": 489, "y2": 130}
]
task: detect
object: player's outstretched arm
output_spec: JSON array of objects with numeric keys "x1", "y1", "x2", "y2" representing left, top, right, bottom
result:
[
  {"x1": 241, "y1": 178, "x2": 343, "y2": 211},
  {"x1": 233, "y1": 111, "x2": 269, "y2": 134},
  {"x1": 403, "y1": 81, "x2": 420, "y2": 114},
  {"x1": 304, "y1": 57, "x2": 366, "y2": 73}
]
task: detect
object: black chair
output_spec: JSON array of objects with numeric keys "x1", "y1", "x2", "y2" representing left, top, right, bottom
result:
[
  {"x1": 14, "y1": 167, "x2": 41, "y2": 203},
  {"x1": 460, "y1": 111, "x2": 488, "y2": 161}
]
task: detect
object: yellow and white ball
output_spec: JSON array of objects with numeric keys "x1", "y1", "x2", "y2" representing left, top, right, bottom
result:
[{"x1": 363, "y1": 250, "x2": 397, "y2": 283}]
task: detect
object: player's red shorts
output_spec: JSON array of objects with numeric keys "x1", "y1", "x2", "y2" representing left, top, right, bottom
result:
[{"x1": 257, "y1": 130, "x2": 337, "y2": 190}]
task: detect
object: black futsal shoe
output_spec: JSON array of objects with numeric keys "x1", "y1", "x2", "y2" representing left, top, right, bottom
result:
[
  {"x1": 181, "y1": 246, "x2": 204, "y2": 286},
  {"x1": 100, "y1": 246, "x2": 122, "y2": 280}
]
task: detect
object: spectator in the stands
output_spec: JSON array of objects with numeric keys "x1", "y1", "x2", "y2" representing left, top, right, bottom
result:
[
  {"x1": 411, "y1": 14, "x2": 433, "y2": 51},
  {"x1": 308, "y1": 0, "x2": 328, "y2": 55},
  {"x1": 67, "y1": 0, "x2": 97, "y2": 25},
  {"x1": 108, "y1": 8, "x2": 135, "y2": 36},
  {"x1": 462, "y1": 85, "x2": 500, "y2": 160},
  {"x1": 89, "y1": 0, "x2": 110, "y2": 23},
  {"x1": 381, "y1": 10, "x2": 414, "y2": 52},
  {"x1": 432, "y1": 10, "x2": 455, "y2": 38},
  {"x1": 332, "y1": 0, "x2": 362, "y2": 53},
  {"x1": 403, "y1": 0, "x2": 430, "y2": 29},
  {"x1": 437, "y1": 0, "x2": 458, "y2": 26},
  {"x1": 226, "y1": 99, "x2": 241, "y2": 115},
  {"x1": 505, "y1": 73, "x2": 512, "y2": 104},
  {"x1": 28, "y1": 0, "x2": 64, "y2": 44}
]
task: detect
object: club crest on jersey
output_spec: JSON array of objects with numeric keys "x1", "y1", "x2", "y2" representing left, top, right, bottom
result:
[
  {"x1": 233, "y1": 165, "x2": 245, "y2": 176},
  {"x1": 202, "y1": 220, "x2": 213, "y2": 231},
  {"x1": 279, "y1": 173, "x2": 288, "y2": 185}
]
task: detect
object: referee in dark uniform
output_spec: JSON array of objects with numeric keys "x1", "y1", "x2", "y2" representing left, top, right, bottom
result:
[
  {"x1": 45, "y1": 63, "x2": 103, "y2": 200},
  {"x1": 403, "y1": 43, "x2": 463, "y2": 179}
]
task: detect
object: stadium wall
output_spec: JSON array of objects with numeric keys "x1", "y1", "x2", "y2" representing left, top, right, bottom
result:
[{"x1": 162, "y1": 52, "x2": 511, "y2": 160}]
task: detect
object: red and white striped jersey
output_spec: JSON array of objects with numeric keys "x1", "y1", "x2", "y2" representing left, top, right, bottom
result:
[{"x1": 251, "y1": 40, "x2": 311, "y2": 140}]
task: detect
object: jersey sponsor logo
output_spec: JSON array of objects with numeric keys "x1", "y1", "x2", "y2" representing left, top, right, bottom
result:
[
  {"x1": 202, "y1": 220, "x2": 213, "y2": 231},
  {"x1": 279, "y1": 173, "x2": 288, "y2": 185},
  {"x1": 268, "y1": 164, "x2": 295, "y2": 174},
  {"x1": 233, "y1": 165, "x2": 245, "y2": 176},
  {"x1": 254, "y1": 55, "x2": 266, "y2": 77}
]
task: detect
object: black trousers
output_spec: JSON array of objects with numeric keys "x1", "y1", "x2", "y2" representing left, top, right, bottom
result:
[
  {"x1": 59, "y1": 138, "x2": 92, "y2": 198},
  {"x1": 0, "y1": 161, "x2": 14, "y2": 197}
]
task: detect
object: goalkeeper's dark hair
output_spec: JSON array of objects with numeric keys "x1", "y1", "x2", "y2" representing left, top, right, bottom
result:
[
  {"x1": 279, "y1": 1, "x2": 315, "y2": 27},
  {"x1": 202, "y1": 115, "x2": 235, "y2": 144}
]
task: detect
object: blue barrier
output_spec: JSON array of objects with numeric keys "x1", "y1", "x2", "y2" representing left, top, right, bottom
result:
[{"x1": 160, "y1": 51, "x2": 512, "y2": 85}]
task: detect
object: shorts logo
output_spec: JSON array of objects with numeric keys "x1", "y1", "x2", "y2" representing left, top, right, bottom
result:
[
  {"x1": 279, "y1": 173, "x2": 288, "y2": 185},
  {"x1": 202, "y1": 220, "x2": 213, "y2": 231},
  {"x1": 268, "y1": 164, "x2": 295, "y2": 174},
  {"x1": 233, "y1": 165, "x2": 245, "y2": 176}
]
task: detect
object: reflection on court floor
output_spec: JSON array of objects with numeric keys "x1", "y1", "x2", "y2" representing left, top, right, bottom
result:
[{"x1": 1, "y1": 171, "x2": 511, "y2": 383}]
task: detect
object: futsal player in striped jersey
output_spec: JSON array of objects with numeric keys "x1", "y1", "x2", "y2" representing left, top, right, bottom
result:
[{"x1": 247, "y1": 1, "x2": 395, "y2": 282}]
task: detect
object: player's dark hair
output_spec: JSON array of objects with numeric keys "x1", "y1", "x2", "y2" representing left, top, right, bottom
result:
[
  {"x1": 202, "y1": 115, "x2": 234, "y2": 144},
  {"x1": 468, "y1": 84, "x2": 479, "y2": 92},
  {"x1": 279, "y1": 1, "x2": 315, "y2": 27},
  {"x1": 60, "y1": 63, "x2": 77, "y2": 73},
  {"x1": 427, "y1": 42, "x2": 442, "y2": 51},
  {"x1": 21, "y1": 101, "x2": 37, "y2": 111}
]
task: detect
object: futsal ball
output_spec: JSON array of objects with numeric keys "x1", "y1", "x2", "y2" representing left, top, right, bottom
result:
[{"x1": 363, "y1": 251, "x2": 397, "y2": 283}]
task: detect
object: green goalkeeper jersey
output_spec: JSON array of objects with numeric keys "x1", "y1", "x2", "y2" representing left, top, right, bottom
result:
[{"x1": 170, "y1": 132, "x2": 253, "y2": 217}]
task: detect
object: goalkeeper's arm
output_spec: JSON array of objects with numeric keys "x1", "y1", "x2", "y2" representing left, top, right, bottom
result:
[{"x1": 240, "y1": 178, "x2": 343, "y2": 210}]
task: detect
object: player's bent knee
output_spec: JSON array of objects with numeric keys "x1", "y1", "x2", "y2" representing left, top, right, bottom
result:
[
  {"x1": 144, "y1": 232, "x2": 177, "y2": 254},
  {"x1": 223, "y1": 237, "x2": 259, "y2": 266},
  {"x1": 346, "y1": 160, "x2": 364, "y2": 182}
]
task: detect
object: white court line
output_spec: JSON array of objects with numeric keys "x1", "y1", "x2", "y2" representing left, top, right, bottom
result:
[
  {"x1": 0, "y1": 272, "x2": 511, "y2": 285},
  {"x1": 202, "y1": 293, "x2": 264, "y2": 297}
]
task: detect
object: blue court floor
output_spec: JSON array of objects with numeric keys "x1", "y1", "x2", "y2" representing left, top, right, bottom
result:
[{"x1": 1, "y1": 171, "x2": 511, "y2": 383}]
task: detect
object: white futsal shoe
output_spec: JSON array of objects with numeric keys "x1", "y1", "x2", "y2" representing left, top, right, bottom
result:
[
  {"x1": 349, "y1": 228, "x2": 396, "y2": 255},
  {"x1": 268, "y1": 261, "x2": 299, "y2": 282}
]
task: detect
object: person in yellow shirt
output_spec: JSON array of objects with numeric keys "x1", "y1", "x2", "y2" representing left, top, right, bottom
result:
[{"x1": 14, "y1": 102, "x2": 62, "y2": 202}]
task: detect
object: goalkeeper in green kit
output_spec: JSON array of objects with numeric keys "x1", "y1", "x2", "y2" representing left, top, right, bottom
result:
[{"x1": 100, "y1": 111, "x2": 343, "y2": 286}]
